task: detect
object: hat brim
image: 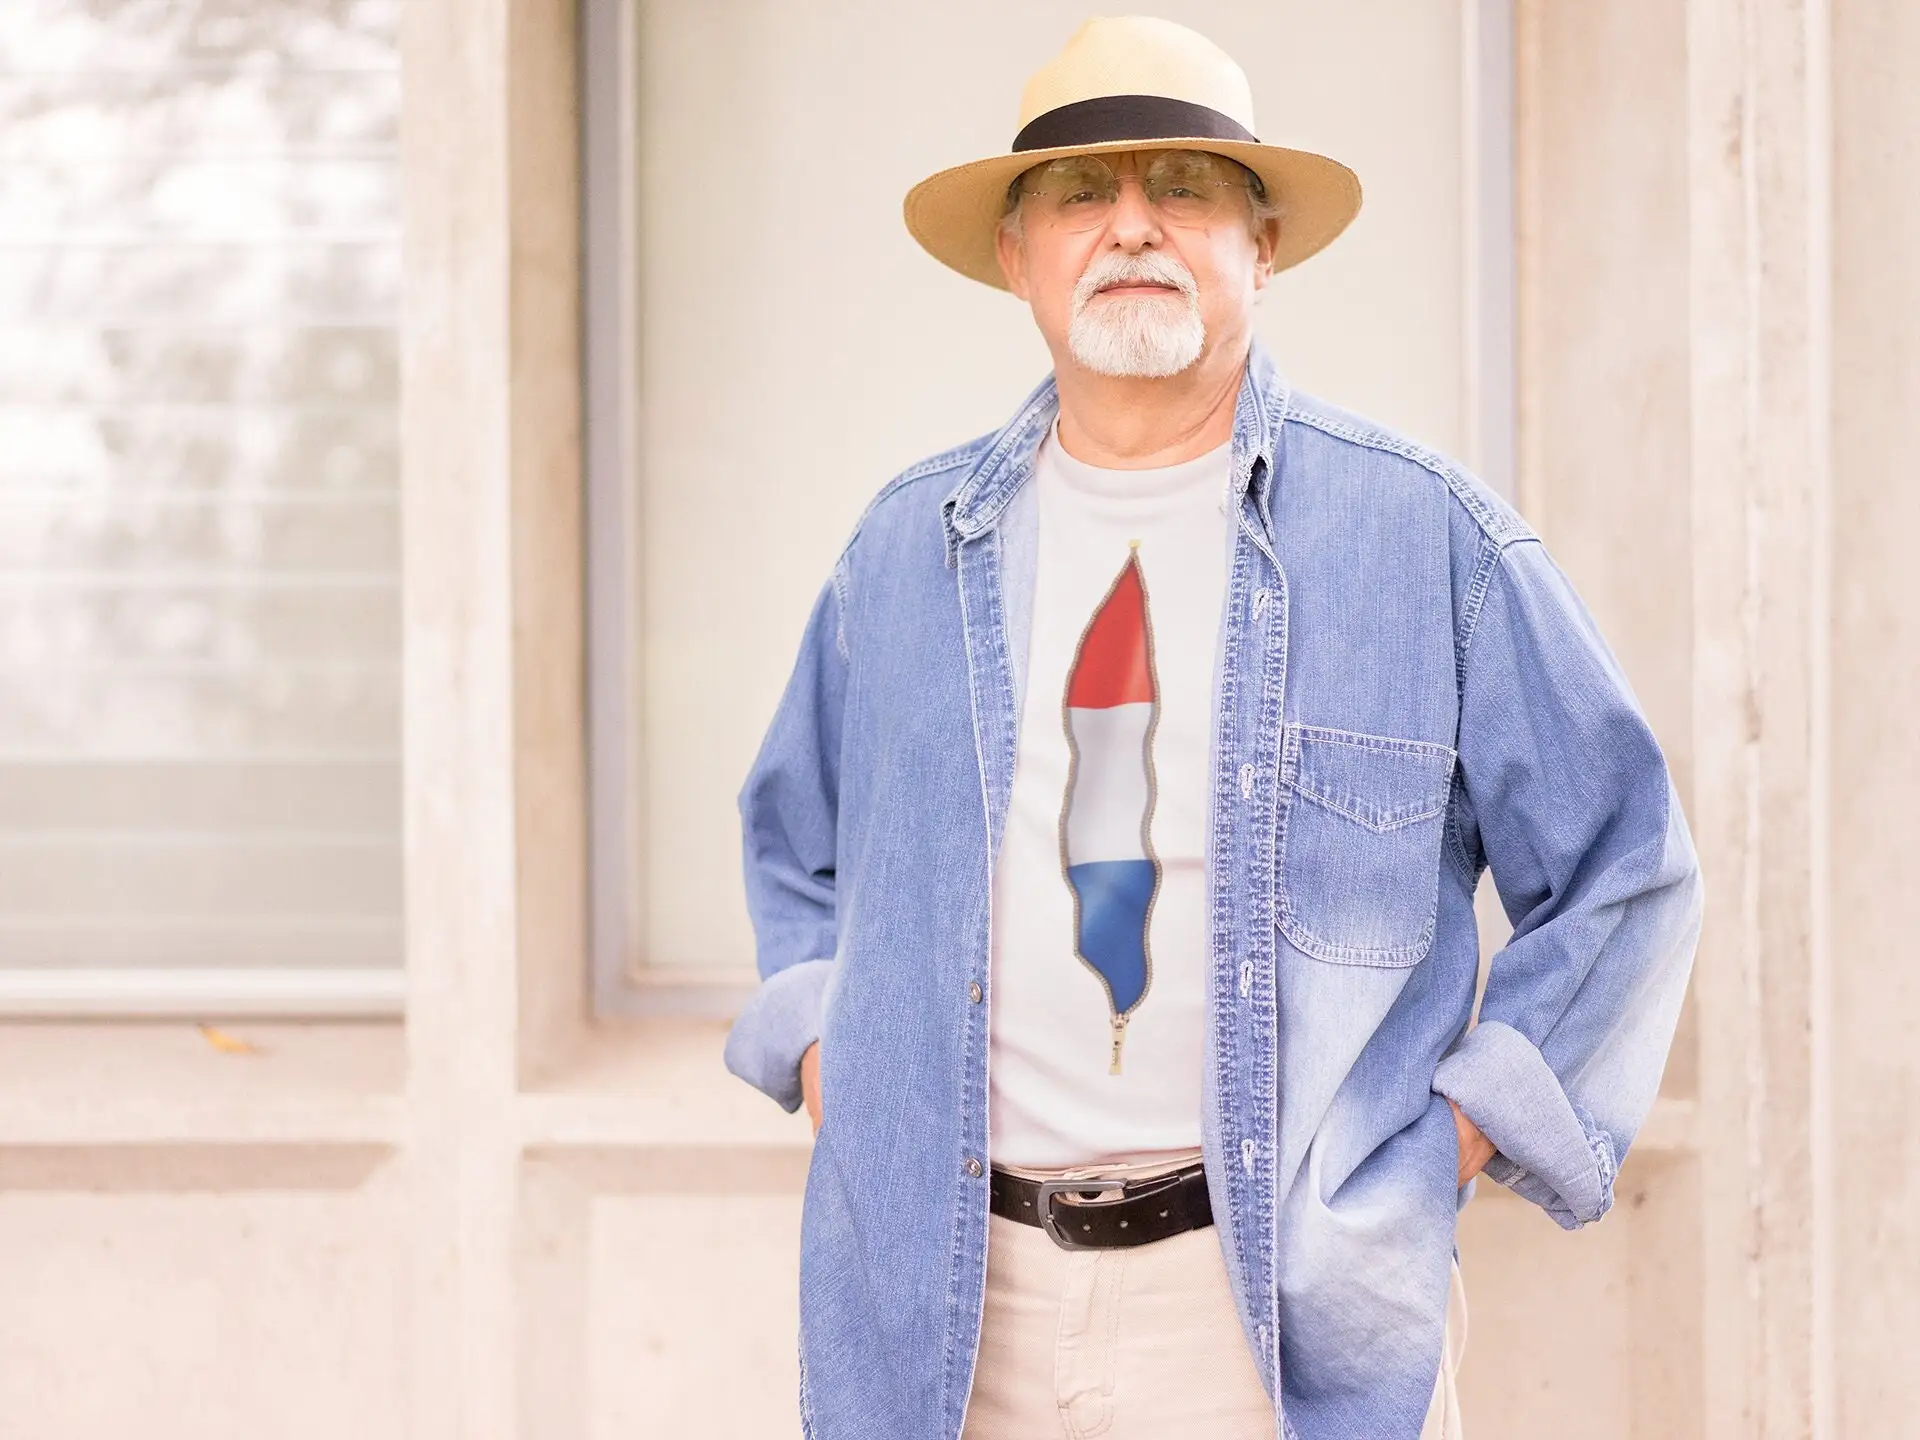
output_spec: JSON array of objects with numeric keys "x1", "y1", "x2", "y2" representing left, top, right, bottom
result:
[{"x1": 903, "y1": 137, "x2": 1363, "y2": 291}]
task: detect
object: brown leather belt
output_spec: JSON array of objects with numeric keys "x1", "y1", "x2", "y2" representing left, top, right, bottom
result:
[{"x1": 989, "y1": 1162, "x2": 1213, "y2": 1251}]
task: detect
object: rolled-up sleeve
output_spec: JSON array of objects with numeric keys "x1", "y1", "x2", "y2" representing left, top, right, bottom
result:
[
  {"x1": 723, "y1": 571, "x2": 848, "y2": 1113},
  {"x1": 1434, "y1": 538, "x2": 1703, "y2": 1229}
]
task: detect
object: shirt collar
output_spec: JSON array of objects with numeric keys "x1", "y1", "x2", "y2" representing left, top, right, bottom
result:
[{"x1": 940, "y1": 339, "x2": 1290, "y2": 566}]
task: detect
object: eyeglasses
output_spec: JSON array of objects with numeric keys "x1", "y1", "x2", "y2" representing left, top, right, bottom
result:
[{"x1": 1014, "y1": 150, "x2": 1258, "y2": 232}]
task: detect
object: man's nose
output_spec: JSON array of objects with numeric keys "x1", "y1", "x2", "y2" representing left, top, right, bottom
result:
[{"x1": 1104, "y1": 175, "x2": 1163, "y2": 249}]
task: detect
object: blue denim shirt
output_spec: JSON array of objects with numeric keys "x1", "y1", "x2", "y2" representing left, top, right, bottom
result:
[{"x1": 725, "y1": 343, "x2": 1703, "y2": 1440}]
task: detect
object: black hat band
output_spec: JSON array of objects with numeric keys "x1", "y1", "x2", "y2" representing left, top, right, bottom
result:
[{"x1": 1011, "y1": 94, "x2": 1259, "y2": 154}]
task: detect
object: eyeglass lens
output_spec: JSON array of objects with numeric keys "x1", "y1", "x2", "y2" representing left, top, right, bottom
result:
[{"x1": 1021, "y1": 150, "x2": 1244, "y2": 230}]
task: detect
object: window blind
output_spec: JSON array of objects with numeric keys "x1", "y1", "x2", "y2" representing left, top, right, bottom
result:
[{"x1": 0, "y1": 0, "x2": 402, "y2": 1002}]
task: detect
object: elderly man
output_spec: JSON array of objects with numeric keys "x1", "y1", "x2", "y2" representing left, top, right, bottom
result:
[{"x1": 725, "y1": 16, "x2": 1701, "y2": 1440}]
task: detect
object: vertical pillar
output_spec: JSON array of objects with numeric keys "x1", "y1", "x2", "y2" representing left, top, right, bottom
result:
[
  {"x1": 1829, "y1": 0, "x2": 1920, "y2": 1430},
  {"x1": 399, "y1": 0, "x2": 583, "y2": 1433},
  {"x1": 401, "y1": 0, "x2": 522, "y2": 1428},
  {"x1": 1685, "y1": 0, "x2": 1828, "y2": 1434}
]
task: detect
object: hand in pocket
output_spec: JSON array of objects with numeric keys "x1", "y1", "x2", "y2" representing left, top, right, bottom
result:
[
  {"x1": 1448, "y1": 1098, "x2": 1493, "y2": 1185},
  {"x1": 800, "y1": 1041, "x2": 823, "y2": 1136}
]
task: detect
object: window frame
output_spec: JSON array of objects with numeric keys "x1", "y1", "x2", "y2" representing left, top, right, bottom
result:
[
  {"x1": 0, "y1": 967, "x2": 404, "y2": 1019},
  {"x1": 579, "y1": 0, "x2": 1518, "y2": 1019},
  {"x1": 581, "y1": 0, "x2": 757, "y2": 1019}
]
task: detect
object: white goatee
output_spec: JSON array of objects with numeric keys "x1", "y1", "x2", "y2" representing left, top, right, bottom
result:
[{"x1": 1066, "y1": 251, "x2": 1206, "y2": 378}]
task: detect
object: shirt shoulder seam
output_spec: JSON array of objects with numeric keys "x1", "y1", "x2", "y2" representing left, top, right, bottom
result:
[
  {"x1": 831, "y1": 437, "x2": 994, "y2": 662},
  {"x1": 848, "y1": 437, "x2": 993, "y2": 547},
  {"x1": 1282, "y1": 405, "x2": 1535, "y2": 548},
  {"x1": 1458, "y1": 534, "x2": 1548, "y2": 685}
]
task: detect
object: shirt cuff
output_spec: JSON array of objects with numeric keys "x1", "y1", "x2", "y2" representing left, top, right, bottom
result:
[
  {"x1": 723, "y1": 958, "x2": 836, "y2": 1113},
  {"x1": 1432, "y1": 1019, "x2": 1619, "y2": 1230}
]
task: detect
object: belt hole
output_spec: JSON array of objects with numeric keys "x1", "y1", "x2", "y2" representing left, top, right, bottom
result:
[
  {"x1": 1159, "y1": 1210, "x2": 1169, "y2": 1218},
  {"x1": 1119, "y1": 1220, "x2": 1128, "y2": 1228}
]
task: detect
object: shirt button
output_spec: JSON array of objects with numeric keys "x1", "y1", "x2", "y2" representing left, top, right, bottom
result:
[
  {"x1": 968, "y1": 981, "x2": 983, "y2": 1004},
  {"x1": 965, "y1": 1156, "x2": 983, "y2": 1178},
  {"x1": 1239, "y1": 763, "x2": 1254, "y2": 799},
  {"x1": 1238, "y1": 961, "x2": 1253, "y2": 998},
  {"x1": 1241, "y1": 1138, "x2": 1256, "y2": 1174}
]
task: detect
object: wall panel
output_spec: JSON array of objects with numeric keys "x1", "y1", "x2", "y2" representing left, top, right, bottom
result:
[{"x1": 0, "y1": 1175, "x2": 407, "y2": 1438}]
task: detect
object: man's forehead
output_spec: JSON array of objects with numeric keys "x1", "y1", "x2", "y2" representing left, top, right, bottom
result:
[{"x1": 1044, "y1": 147, "x2": 1227, "y2": 171}]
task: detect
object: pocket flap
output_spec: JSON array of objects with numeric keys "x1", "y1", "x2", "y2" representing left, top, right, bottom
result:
[{"x1": 1286, "y1": 726, "x2": 1456, "y2": 833}]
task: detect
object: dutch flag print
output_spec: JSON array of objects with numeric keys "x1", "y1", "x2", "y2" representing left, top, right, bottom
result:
[{"x1": 1059, "y1": 543, "x2": 1161, "y2": 1075}]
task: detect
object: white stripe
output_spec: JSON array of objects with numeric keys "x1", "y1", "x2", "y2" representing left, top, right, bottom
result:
[{"x1": 1063, "y1": 702, "x2": 1154, "y2": 863}]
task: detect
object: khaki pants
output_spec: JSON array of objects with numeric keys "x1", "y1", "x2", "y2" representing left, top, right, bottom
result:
[{"x1": 962, "y1": 1209, "x2": 1465, "y2": 1440}]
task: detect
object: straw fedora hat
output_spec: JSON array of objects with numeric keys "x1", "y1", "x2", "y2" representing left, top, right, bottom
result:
[{"x1": 903, "y1": 16, "x2": 1362, "y2": 291}]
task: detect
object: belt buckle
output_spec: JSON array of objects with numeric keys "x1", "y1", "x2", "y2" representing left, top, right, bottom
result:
[{"x1": 1036, "y1": 1177, "x2": 1127, "y2": 1251}]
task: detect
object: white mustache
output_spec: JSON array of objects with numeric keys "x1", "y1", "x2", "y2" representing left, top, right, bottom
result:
[{"x1": 1071, "y1": 251, "x2": 1200, "y2": 315}]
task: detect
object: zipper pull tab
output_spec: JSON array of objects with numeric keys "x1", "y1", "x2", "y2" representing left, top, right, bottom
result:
[{"x1": 1109, "y1": 1016, "x2": 1128, "y2": 1076}]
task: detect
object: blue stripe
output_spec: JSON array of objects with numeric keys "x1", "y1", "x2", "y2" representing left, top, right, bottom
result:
[{"x1": 1065, "y1": 858, "x2": 1155, "y2": 1014}]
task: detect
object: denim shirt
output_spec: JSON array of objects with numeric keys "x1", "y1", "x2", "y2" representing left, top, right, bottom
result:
[{"x1": 724, "y1": 343, "x2": 1703, "y2": 1440}]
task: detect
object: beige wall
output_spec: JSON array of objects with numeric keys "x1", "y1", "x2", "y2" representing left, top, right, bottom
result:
[
  {"x1": 1510, "y1": 0, "x2": 1920, "y2": 1433},
  {"x1": 1831, "y1": 0, "x2": 1920, "y2": 1423},
  {"x1": 0, "y1": 1, "x2": 1914, "y2": 1436}
]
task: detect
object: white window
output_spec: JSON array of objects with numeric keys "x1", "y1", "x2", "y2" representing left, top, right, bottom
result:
[{"x1": 0, "y1": 1, "x2": 404, "y2": 1015}]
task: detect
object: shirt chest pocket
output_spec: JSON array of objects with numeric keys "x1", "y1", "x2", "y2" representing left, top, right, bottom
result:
[{"x1": 1275, "y1": 724, "x2": 1457, "y2": 968}]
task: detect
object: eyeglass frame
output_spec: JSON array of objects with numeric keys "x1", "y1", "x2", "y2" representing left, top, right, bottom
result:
[{"x1": 1003, "y1": 148, "x2": 1271, "y2": 233}]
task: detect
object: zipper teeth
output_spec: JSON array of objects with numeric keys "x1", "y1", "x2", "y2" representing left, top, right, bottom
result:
[{"x1": 1132, "y1": 550, "x2": 1163, "y2": 1020}]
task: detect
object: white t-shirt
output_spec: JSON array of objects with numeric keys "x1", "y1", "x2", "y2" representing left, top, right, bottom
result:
[{"x1": 988, "y1": 423, "x2": 1233, "y2": 1169}]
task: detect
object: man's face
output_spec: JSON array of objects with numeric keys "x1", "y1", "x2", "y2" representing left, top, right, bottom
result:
[{"x1": 994, "y1": 148, "x2": 1280, "y2": 380}]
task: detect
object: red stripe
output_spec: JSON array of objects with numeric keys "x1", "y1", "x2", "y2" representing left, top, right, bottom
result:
[{"x1": 1066, "y1": 553, "x2": 1154, "y2": 708}]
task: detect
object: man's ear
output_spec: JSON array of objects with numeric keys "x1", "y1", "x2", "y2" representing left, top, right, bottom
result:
[
  {"x1": 1250, "y1": 216, "x2": 1282, "y2": 292},
  {"x1": 995, "y1": 219, "x2": 1030, "y2": 300}
]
